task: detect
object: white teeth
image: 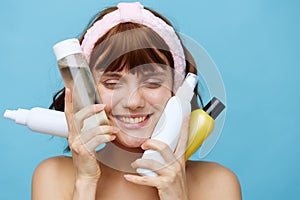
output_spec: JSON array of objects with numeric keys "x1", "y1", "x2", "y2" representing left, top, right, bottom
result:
[{"x1": 120, "y1": 116, "x2": 146, "y2": 124}]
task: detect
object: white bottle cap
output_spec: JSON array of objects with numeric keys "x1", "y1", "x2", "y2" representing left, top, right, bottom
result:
[
  {"x1": 185, "y1": 73, "x2": 198, "y2": 88},
  {"x1": 53, "y1": 38, "x2": 82, "y2": 61},
  {"x1": 175, "y1": 73, "x2": 198, "y2": 101}
]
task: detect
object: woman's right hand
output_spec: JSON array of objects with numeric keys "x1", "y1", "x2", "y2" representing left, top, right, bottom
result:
[{"x1": 64, "y1": 88, "x2": 119, "y2": 182}]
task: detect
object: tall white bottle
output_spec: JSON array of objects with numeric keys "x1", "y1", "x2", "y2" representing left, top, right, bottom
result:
[{"x1": 137, "y1": 73, "x2": 198, "y2": 176}]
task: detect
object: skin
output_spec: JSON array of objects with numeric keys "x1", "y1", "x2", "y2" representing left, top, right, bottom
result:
[{"x1": 32, "y1": 66, "x2": 242, "y2": 200}]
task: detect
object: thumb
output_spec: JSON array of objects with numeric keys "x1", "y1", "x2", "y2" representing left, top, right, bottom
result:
[{"x1": 64, "y1": 88, "x2": 75, "y2": 135}]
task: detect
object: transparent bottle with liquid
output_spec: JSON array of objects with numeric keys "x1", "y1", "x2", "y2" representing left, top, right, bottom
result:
[{"x1": 53, "y1": 38, "x2": 108, "y2": 130}]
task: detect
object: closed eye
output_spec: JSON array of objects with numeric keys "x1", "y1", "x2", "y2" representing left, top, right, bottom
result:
[
  {"x1": 102, "y1": 80, "x2": 122, "y2": 89},
  {"x1": 100, "y1": 72, "x2": 123, "y2": 89},
  {"x1": 143, "y1": 80, "x2": 163, "y2": 89}
]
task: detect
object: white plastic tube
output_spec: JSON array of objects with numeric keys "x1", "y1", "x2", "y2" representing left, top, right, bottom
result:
[
  {"x1": 136, "y1": 73, "x2": 198, "y2": 176},
  {"x1": 4, "y1": 107, "x2": 68, "y2": 137}
]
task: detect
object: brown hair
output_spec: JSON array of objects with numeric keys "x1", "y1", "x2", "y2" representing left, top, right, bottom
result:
[{"x1": 49, "y1": 6, "x2": 203, "y2": 152}]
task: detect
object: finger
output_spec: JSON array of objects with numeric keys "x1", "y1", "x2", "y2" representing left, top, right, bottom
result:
[
  {"x1": 174, "y1": 115, "x2": 190, "y2": 163},
  {"x1": 80, "y1": 125, "x2": 119, "y2": 144},
  {"x1": 131, "y1": 158, "x2": 163, "y2": 173},
  {"x1": 124, "y1": 174, "x2": 159, "y2": 187},
  {"x1": 69, "y1": 135, "x2": 84, "y2": 154},
  {"x1": 131, "y1": 158, "x2": 176, "y2": 176},
  {"x1": 64, "y1": 88, "x2": 76, "y2": 139},
  {"x1": 70, "y1": 132, "x2": 114, "y2": 154},
  {"x1": 74, "y1": 104, "x2": 106, "y2": 129},
  {"x1": 141, "y1": 139, "x2": 176, "y2": 164},
  {"x1": 84, "y1": 134, "x2": 116, "y2": 152}
]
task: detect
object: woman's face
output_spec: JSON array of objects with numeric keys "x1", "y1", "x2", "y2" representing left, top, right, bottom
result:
[{"x1": 95, "y1": 65, "x2": 173, "y2": 150}]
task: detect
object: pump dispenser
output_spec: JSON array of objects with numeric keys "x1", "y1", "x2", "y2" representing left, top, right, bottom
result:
[
  {"x1": 53, "y1": 38, "x2": 108, "y2": 130},
  {"x1": 137, "y1": 73, "x2": 198, "y2": 177}
]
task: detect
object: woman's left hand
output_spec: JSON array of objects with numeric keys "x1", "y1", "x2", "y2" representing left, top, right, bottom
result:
[{"x1": 124, "y1": 116, "x2": 190, "y2": 200}]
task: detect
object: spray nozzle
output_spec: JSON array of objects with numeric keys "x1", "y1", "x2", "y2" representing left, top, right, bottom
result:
[
  {"x1": 3, "y1": 109, "x2": 29, "y2": 125},
  {"x1": 4, "y1": 110, "x2": 16, "y2": 120}
]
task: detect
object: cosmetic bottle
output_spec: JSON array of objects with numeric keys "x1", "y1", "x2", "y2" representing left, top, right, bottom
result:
[
  {"x1": 137, "y1": 73, "x2": 198, "y2": 177},
  {"x1": 53, "y1": 38, "x2": 108, "y2": 130},
  {"x1": 185, "y1": 97, "x2": 225, "y2": 160},
  {"x1": 4, "y1": 107, "x2": 68, "y2": 137}
]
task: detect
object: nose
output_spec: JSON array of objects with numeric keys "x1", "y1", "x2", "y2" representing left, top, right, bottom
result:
[{"x1": 124, "y1": 87, "x2": 145, "y2": 110}]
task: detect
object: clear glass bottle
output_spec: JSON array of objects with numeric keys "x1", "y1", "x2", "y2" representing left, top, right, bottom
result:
[{"x1": 53, "y1": 38, "x2": 108, "y2": 131}]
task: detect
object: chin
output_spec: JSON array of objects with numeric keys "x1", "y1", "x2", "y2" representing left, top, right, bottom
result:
[{"x1": 115, "y1": 133, "x2": 148, "y2": 149}]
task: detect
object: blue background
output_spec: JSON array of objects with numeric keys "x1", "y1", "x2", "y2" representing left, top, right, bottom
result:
[{"x1": 1, "y1": 0, "x2": 299, "y2": 199}]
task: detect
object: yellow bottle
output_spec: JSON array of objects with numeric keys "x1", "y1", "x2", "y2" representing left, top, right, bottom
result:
[{"x1": 185, "y1": 97, "x2": 225, "y2": 160}]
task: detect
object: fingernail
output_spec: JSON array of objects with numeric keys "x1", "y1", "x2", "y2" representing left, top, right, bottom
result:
[
  {"x1": 141, "y1": 143, "x2": 147, "y2": 150},
  {"x1": 110, "y1": 135, "x2": 116, "y2": 140},
  {"x1": 130, "y1": 161, "x2": 135, "y2": 168},
  {"x1": 113, "y1": 127, "x2": 120, "y2": 132},
  {"x1": 124, "y1": 174, "x2": 132, "y2": 180},
  {"x1": 96, "y1": 104, "x2": 106, "y2": 110}
]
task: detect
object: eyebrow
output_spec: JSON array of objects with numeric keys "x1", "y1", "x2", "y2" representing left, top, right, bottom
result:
[
  {"x1": 141, "y1": 72, "x2": 167, "y2": 78},
  {"x1": 102, "y1": 71, "x2": 167, "y2": 78},
  {"x1": 101, "y1": 72, "x2": 123, "y2": 78}
]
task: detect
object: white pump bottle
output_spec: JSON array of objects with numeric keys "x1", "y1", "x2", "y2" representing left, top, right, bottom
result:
[{"x1": 136, "y1": 73, "x2": 198, "y2": 176}]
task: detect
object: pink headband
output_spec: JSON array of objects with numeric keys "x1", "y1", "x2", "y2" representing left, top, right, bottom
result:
[{"x1": 81, "y1": 2, "x2": 186, "y2": 90}]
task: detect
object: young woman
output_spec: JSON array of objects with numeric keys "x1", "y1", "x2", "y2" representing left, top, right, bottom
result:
[{"x1": 32, "y1": 2, "x2": 241, "y2": 200}]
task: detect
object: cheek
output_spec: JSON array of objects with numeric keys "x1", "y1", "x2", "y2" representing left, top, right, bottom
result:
[
  {"x1": 98, "y1": 86, "x2": 115, "y2": 114},
  {"x1": 143, "y1": 88, "x2": 172, "y2": 107}
]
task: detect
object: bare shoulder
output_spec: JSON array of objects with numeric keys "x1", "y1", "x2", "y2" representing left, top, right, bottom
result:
[
  {"x1": 186, "y1": 161, "x2": 242, "y2": 200},
  {"x1": 32, "y1": 156, "x2": 75, "y2": 200}
]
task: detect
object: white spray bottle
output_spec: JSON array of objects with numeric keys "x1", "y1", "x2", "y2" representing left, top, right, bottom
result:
[
  {"x1": 136, "y1": 73, "x2": 198, "y2": 176},
  {"x1": 4, "y1": 38, "x2": 109, "y2": 136},
  {"x1": 4, "y1": 107, "x2": 68, "y2": 137}
]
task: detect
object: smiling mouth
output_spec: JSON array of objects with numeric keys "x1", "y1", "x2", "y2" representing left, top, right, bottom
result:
[
  {"x1": 119, "y1": 116, "x2": 147, "y2": 124},
  {"x1": 112, "y1": 114, "x2": 153, "y2": 129},
  {"x1": 114, "y1": 114, "x2": 151, "y2": 124}
]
